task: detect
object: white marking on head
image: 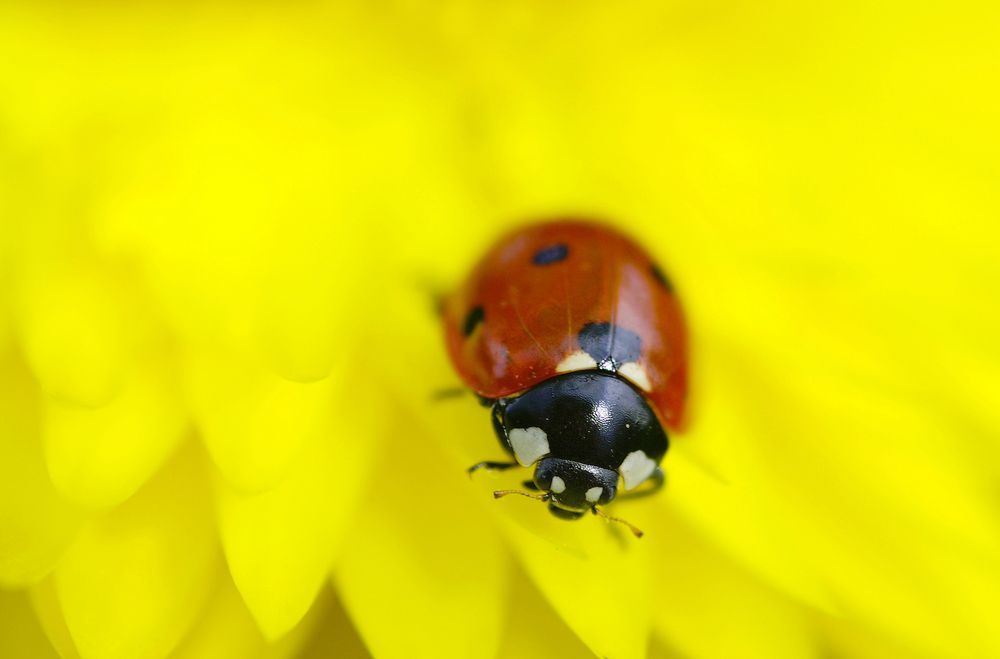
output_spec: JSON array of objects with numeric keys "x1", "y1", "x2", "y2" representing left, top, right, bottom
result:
[
  {"x1": 619, "y1": 450, "x2": 657, "y2": 490},
  {"x1": 556, "y1": 350, "x2": 599, "y2": 373},
  {"x1": 550, "y1": 476, "x2": 566, "y2": 493},
  {"x1": 585, "y1": 486, "x2": 603, "y2": 503},
  {"x1": 508, "y1": 427, "x2": 550, "y2": 467},
  {"x1": 618, "y1": 361, "x2": 651, "y2": 391}
]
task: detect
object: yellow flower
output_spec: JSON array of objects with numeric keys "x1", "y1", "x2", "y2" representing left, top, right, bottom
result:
[{"x1": 1, "y1": 2, "x2": 999, "y2": 658}]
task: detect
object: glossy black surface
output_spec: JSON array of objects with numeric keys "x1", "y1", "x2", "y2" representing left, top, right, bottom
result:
[
  {"x1": 497, "y1": 371, "x2": 668, "y2": 468},
  {"x1": 491, "y1": 371, "x2": 669, "y2": 513}
]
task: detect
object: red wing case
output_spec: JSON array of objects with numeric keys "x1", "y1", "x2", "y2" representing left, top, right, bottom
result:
[{"x1": 443, "y1": 220, "x2": 688, "y2": 431}]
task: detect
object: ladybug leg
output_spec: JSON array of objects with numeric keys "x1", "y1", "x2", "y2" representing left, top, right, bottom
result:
[
  {"x1": 431, "y1": 389, "x2": 496, "y2": 407},
  {"x1": 616, "y1": 466, "x2": 665, "y2": 501},
  {"x1": 431, "y1": 387, "x2": 468, "y2": 401},
  {"x1": 467, "y1": 461, "x2": 520, "y2": 476}
]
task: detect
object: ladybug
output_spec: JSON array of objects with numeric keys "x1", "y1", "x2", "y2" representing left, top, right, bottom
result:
[{"x1": 443, "y1": 220, "x2": 687, "y2": 533}]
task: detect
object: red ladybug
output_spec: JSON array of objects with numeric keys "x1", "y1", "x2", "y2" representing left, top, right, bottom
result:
[{"x1": 443, "y1": 220, "x2": 687, "y2": 532}]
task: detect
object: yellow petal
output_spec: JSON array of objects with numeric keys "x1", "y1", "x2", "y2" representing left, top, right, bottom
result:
[
  {"x1": 818, "y1": 614, "x2": 935, "y2": 659},
  {"x1": 0, "y1": 588, "x2": 62, "y2": 659},
  {"x1": 645, "y1": 504, "x2": 816, "y2": 659},
  {"x1": 29, "y1": 577, "x2": 81, "y2": 659},
  {"x1": 260, "y1": 587, "x2": 338, "y2": 659},
  {"x1": 186, "y1": 350, "x2": 328, "y2": 492},
  {"x1": 216, "y1": 376, "x2": 378, "y2": 640},
  {"x1": 43, "y1": 357, "x2": 187, "y2": 509},
  {"x1": 15, "y1": 263, "x2": 129, "y2": 408},
  {"x1": 285, "y1": 589, "x2": 370, "y2": 659},
  {"x1": 0, "y1": 351, "x2": 83, "y2": 587},
  {"x1": 333, "y1": 425, "x2": 507, "y2": 659},
  {"x1": 250, "y1": 214, "x2": 365, "y2": 385},
  {"x1": 169, "y1": 576, "x2": 334, "y2": 659},
  {"x1": 0, "y1": 288, "x2": 10, "y2": 354},
  {"x1": 668, "y1": 273, "x2": 1000, "y2": 656},
  {"x1": 53, "y1": 444, "x2": 220, "y2": 659},
  {"x1": 84, "y1": 12, "x2": 381, "y2": 384},
  {"x1": 167, "y1": 577, "x2": 261, "y2": 659},
  {"x1": 662, "y1": 443, "x2": 831, "y2": 613},
  {"x1": 369, "y1": 280, "x2": 501, "y2": 467},
  {"x1": 497, "y1": 508, "x2": 651, "y2": 659},
  {"x1": 496, "y1": 567, "x2": 593, "y2": 659}
]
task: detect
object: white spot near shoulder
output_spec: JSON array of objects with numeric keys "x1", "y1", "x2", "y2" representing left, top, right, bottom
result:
[
  {"x1": 619, "y1": 450, "x2": 657, "y2": 490},
  {"x1": 618, "y1": 361, "x2": 651, "y2": 391},
  {"x1": 550, "y1": 476, "x2": 566, "y2": 493},
  {"x1": 585, "y1": 486, "x2": 603, "y2": 503},
  {"x1": 509, "y1": 427, "x2": 550, "y2": 467},
  {"x1": 556, "y1": 349, "x2": 598, "y2": 373}
]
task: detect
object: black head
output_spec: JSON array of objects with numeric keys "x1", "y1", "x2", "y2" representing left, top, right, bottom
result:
[
  {"x1": 494, "y1": 371, "x2": 668, "y2": 518},
  {"x1": 535, "y1": 457, "x2": 618, "y2": 516}
]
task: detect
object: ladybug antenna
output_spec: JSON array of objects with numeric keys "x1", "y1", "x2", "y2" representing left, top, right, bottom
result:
[
  {"x1": 592, "y1": 506, "x2": 645, "y2": 538},
  {"x1": 493, "y1": 489, "x2": 550, "y2": 502}
]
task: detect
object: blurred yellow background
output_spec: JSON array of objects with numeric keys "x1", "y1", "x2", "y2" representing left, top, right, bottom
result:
[{"x1": 1, "y1": 2, "x2": 998, "y2": 658}]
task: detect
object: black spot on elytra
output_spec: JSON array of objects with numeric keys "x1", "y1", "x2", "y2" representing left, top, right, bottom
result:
[
  {"x1": 578, "y1": 322, "x2": 642, "y2": 368},
  {"x1": 532, "y1": 243, "x2": 569, "y2": 266},
  {"x1": 650, "y1": 263, "x2": 674, "y2": 292},
  {"x1": 463, "y1": 305, "x2": 484, "y2": 337}
]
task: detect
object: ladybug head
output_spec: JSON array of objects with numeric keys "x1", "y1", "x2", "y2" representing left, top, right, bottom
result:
[
  {"x1": 492, "y1": 458, "x2": 644, "y2": 536},
  {"x1": 532, "y1": 457, "x2": 617, "y2": 517}
]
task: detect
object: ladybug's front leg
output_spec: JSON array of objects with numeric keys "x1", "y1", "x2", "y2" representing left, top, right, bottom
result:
[
  {"x1": 467, "y1": 461, "x2": 520, "y2": 475},
  {"x1": 467, "y1": 399, "x2": 521, "y2": 475}
]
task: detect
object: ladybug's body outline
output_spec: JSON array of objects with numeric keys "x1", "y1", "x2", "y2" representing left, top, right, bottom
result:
[{"x1": 443, "y1": 220, "x2": 688, "y2": 521}]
